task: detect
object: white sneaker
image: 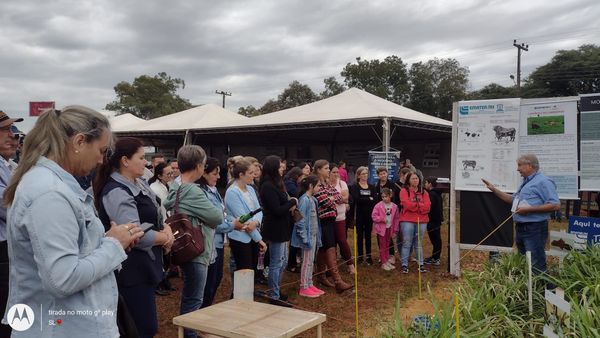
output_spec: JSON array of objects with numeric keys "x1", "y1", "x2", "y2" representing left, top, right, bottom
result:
[
  {"x1": 389, "y1": 256, "x2": 396, "y2": 265},
  {"x1": 382, "y1": 262, "x2": 393, "y2": 271},
  {"x1": 387, "y1": 262, "x2": 396, "y2": 270}
]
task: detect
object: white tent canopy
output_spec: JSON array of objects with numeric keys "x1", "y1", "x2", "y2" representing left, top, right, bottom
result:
[
  {"x1": 115, "y1": 88, "x2": 451, "y2": 135},
  {"x1": 218, "y1": 87, "x2": 451, "y2": 131},
  {"x1": 133, "y1": 103, "x2": 248, "y2": 132},
  {"x1": 109, "y1": 113, "x2": 146, "y2": 132}
]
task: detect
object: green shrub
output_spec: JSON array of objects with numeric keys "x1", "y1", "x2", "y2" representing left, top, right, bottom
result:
[{"x1": 379, "y1": 247, "x2": 600, "y2": 337}]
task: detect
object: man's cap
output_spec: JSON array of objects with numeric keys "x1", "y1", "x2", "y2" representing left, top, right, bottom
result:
[{"x1": 0, "y1": 110, "x2": 24, "y2": 128}]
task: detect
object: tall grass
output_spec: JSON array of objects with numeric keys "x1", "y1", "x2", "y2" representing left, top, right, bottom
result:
[{"x1": 380, "y1": 246, "x2": 600, "y2": 337}]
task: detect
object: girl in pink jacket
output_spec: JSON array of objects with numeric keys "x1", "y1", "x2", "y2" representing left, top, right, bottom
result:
[{"x1": 371, "y1": 188, "x2": 400, "y2": 270}]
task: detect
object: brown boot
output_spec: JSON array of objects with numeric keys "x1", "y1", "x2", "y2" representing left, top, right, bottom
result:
[
  {"x1": 325, "y1": 247, "x2": 353, "y2": 293},
  {"x1": 315, "y1": 249, "x2": 335, "y2": 288}
]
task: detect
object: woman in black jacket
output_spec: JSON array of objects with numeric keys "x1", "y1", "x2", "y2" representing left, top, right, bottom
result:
[
  {"x1": 259, "y1": 155, "x2": 298, "y2": 307},
  {"x1": 349, "y1": 166, "x2": 377, "y2": 265}
]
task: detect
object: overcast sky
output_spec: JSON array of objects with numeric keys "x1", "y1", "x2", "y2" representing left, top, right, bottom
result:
[{"x1": 1, "y1": 0, "x2": 599, "y2": 132}]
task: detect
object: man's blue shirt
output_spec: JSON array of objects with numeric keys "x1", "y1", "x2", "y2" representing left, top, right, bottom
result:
[{"x1": 513, "y1": 171, "x2": 560, "y2": 223}]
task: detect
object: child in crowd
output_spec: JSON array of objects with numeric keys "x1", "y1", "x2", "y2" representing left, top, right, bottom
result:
[
  {"x1": 371, "y1": 188, "x2": 400, "y2": 271},
  {"x1": 291, "y1": 175, "x2": 325, "y2": 298}
]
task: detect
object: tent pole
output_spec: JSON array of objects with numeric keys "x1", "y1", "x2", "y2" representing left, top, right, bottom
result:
[{"x1": 382, "y1": 117, "x2": 390, "y2": 152}]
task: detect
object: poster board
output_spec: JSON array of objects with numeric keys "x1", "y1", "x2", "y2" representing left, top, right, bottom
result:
[
  {"x1": 455, "y1": 99, "x2": 521, "y2": 192},
  {"x1": 579, "y1": 93, "x2": 600, "y2": 191},
  {"x1": 519, "y1": 100, "x2": 578, "y2": 199}
]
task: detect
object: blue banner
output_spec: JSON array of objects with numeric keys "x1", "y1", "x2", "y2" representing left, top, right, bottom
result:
[
  {"x1": 568, "y1": 216, "x2": 600, "y2": 246},
  {"x1": 367, "y1": 151, "x2": 400, "y2": 185}
]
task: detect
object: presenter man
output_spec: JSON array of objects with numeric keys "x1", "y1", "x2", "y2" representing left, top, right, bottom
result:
[{"x1": 482, "y1": 154, "x2": 560, "y2": 274}]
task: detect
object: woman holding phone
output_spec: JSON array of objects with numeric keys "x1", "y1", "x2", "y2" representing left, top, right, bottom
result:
[{"x1": 94, "y1": 137, "x2": 175, "y2": 338}]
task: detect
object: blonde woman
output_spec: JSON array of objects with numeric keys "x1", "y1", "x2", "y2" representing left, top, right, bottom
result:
[{"x1": 3, "y1": 107, "x2": 142, "y2": 337}]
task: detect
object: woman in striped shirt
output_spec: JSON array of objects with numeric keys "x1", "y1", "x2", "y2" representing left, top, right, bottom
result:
[{"x1": 313, "y1": 159, "x2": 353, "y2": 293}]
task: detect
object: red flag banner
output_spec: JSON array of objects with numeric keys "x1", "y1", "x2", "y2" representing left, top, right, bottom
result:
[{"x1": 29, "y1": 101, "x2": 55, "y2": 116}]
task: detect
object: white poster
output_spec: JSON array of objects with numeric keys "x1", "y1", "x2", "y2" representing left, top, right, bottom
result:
[
  {"x1": 456, "y1": 98, "x2": 521, "y2": 192},
  {"x1": 519, "y1": 100, "x2": 578, "y2": 199},
  {"x1": 580, "y1": 93, "x2": 600, "y2": 191}
]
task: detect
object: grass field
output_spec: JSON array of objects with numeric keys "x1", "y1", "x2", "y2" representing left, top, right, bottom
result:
[{"x1": 527, "y1": 115, "x2": 565, "y2": 135}]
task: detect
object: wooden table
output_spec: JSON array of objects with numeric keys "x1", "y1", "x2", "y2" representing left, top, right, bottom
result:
[{"x1": 173, "y1": 299, "x2": 326, "y2": 338}]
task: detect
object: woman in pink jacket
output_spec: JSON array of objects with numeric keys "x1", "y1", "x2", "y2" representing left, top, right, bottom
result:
[
  {"x1": 371, "y1": 188, "x2": 400, "y2": 271},
  {"x1": 399, "y1": 172, "x2": 431, "y2": 274}
]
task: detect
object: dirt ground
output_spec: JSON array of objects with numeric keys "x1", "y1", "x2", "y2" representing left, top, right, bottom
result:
[
  {"x1": 155, "y1": 226, "x2": 458, "y2": 338},
  {"x1": 155, "y1": 219, "x2": 566, "y2": 337}
]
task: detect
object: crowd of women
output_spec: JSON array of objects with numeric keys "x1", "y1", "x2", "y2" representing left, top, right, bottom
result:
[{"x1": 1, "y1": 106, "x2": 444, "y2": 338}]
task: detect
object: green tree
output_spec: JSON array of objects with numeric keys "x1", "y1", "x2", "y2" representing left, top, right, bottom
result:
[
  {"x1": 276, "y1": 80, "x2": 319, "y2": 110},
  {"x1": 258, "y1": 99, "x2": 280, "y2": 114},
  {"x1": 320, "y1": 76, "x2": 346, "y2": 98},
  {"x1": 468, "y1": 83, "x2": 517, "y2": 100},
  {"x1": 106, "y1": 72, "x2": 193, "y2": 119},
  {"x1": 407, "y1": 58, "x2": 469, "y2": 120},
  {"x1": 237, "y1": 105, "x2": 260, "y2": 117},
  {"x1": 341, "y1": 56, "x2": 410, "y2": 105},
  {"x1": 522, "y1": 44, "x2": 600, "y2": 98}
]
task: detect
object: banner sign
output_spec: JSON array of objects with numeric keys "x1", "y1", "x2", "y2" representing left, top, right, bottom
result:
[
  {"x1": 579, "y1": 93, "x2": 600, "y2": 191},
  {"x1": 456, "y1": 98, "x2": 521, "y2": 192},
  {"x1": 29, "y1": 101, "x2": 55, "y2": 116},
  {"x1": 519, "y1": 100, "x2": 578, "y2": 199},
  {"x1": 568, "y1": 216, "x2": 600, "y2": 246},
  {"x1": 367, "y1": 151, "x2": 400, "y2": 185}
]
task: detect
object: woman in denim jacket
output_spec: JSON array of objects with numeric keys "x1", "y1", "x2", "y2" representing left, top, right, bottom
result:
[
  {"x1": 198, "y1": 157, "x2": 243, "y2": 308},
  {"x1": 2, "y1": 106, "x2": 143, "y2": 338}
]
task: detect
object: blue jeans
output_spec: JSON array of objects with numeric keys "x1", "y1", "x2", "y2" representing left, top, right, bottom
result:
[
  {"x1": 180, "y1": 261, "x2": 208, "y2": 338},
  {"x1": 268, "y1": 241, "x2": 288, "y2": 300},
  {"x1": 202, "y1": 247, "x2": 224, "y2": 308},
  {"x1": 515, "y1": 220, "x2": 548, "y2": 274},
  {"x1": 400, "y1": 222, "x2": 427, "y2": 266}
]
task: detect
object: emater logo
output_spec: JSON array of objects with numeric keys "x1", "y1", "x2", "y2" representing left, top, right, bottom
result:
[
  {"x1": 459, "y1": 105, "x2": 469, "y2": 115},
  {"x1": 7, "y1": 304, "x2": 35, "y2": 331}
]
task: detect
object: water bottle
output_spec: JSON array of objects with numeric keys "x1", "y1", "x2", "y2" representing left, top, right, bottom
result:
[{"x1": 257, "y1": 251, "x2": 265, "y2": 270}]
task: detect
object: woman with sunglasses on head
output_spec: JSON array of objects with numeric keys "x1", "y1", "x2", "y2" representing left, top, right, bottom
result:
[
  {"x1": 94, "y1": 137, "x2": 175, "y2": 338},
  {"x1": 3, "y1": 107, "x2": 143, "y2": 338}
]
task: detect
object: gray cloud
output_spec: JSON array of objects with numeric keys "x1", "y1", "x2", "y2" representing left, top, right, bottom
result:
[{"x1": 1, "y1": 0, "x2": 599, "y2": 132}]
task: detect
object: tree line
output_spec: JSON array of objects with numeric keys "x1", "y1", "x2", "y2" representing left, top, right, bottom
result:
[{"x1": 106, "y1": 44, "x2": 600, "y2": 121}]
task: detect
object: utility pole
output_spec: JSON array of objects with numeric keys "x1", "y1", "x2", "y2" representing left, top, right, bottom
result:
[
  {"x1": 215, "y1": 90, "x2": 232, "y2": 108},
  {"x1": 513, "y1": 40, "x2": 529, "y2": 94}
]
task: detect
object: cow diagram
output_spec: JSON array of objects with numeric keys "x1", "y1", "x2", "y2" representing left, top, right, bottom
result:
[
  {"x1": 460, "y1": 159, "x2": 484, "y2": 179},
  {"x1": 492, "y1": 125, "x2": 516, "y2": 143}
]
